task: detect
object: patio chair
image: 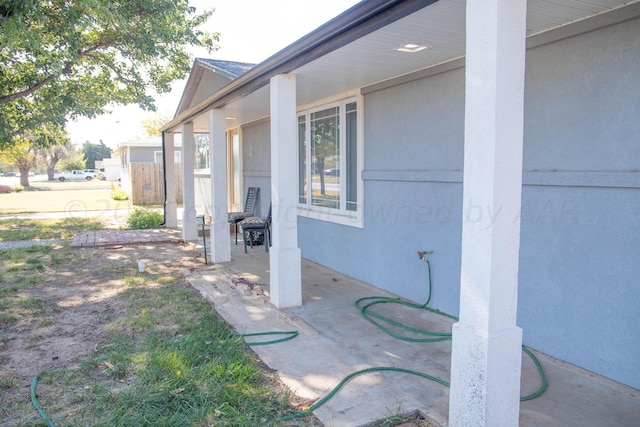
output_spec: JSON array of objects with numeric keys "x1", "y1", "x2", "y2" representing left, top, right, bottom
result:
[
  {"x1": 228, "y1": 187, "x2": 259, "y2": 244},
  {"x1": 240, "y1": 203, "x2": 272, "y2": 253}
]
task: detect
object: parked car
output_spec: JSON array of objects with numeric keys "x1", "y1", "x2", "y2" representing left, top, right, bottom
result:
[
  {"x1": 83, "y1": 169, "x2": 101, "y2": 178},
  {"x1": 54, "y1": 170, "x2": 93, "y2": 181}
]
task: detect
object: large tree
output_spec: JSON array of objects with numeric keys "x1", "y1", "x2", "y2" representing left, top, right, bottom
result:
[
  {"x1": 0, "y1": 0, "x2": 217, "y2": 148},
  {"x1": 40, "y1": 126, "x2": 73, "y2": 180},
  {"x1": 0, "y1": 124, "x2": 71, "y2": 185},
  {"x1": 0, "y1": 140, "x2": 38, "y2": 186},
  {"x1": 82, "y1": 140, "x2": 111, "y2": 169}
]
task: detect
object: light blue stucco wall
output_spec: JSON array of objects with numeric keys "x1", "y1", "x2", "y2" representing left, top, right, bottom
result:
[
  {"x1": 241, "y1": 120, "x2": 271, "y2": 217},
  {"x1": 517, "y1": 17, "x2": 640, "y2": 388},
  {"x1": 297, "y1": 17, "x2": 640, "y2": 389},
  {"x1": 299, "y1": 66, "x2": 466, "y2": 314}
]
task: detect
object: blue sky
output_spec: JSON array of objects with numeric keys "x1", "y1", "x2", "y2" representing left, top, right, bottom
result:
[{"x1": 66, "y1": 0, "x2": 362, "y2": 149}]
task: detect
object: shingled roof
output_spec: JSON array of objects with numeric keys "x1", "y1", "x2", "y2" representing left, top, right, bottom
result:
[{"x1": 194, "y1": 58, "x2": 255, "y2": 79}]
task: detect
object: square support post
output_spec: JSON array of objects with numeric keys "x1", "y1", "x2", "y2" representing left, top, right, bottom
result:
[
  {"x1": 163, "y1": 131, "x2": 178, "y2": 228},
  {"x1": 208, "y1": 109, "x2": 231, "y2": 263},
  {"x1": 269, "y1": 74, "x2": 302, "y2": 308},
  {"x1": 182, "y1": 122, "x2": 197, "y2": 241},
  {"x1": 449, "y1": 1, "x2": 528, "y2": 426}
]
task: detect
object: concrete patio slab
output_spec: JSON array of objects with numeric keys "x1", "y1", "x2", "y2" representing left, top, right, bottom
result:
[{"x1": 186, "y1": 241, "x2": 639, "y2": 426}]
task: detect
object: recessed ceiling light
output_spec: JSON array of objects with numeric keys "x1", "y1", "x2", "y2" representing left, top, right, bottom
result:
[
  {"x1": 394, "y1": 42, "x2": 430, "y2": 53},
  {"x1": 225, "y1": 116, "x2": 237, "y2": 120}
]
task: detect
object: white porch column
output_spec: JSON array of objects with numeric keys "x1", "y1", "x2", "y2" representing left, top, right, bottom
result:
[
  {"x1": 163, "y1": 131, "x2": 178, "y2": 228},
  {"x1": 208, "y1": 109, "x2": 231, "y2": 262},
  {"x1": 269, "y1": 74, "x2": 302, "y2": 308},
  {"x1": 181, "y1": 122, "x2": 197, "y2": 241},
  {"x1": 449, "y1": 1, "x2": 527, "y2": 426}
]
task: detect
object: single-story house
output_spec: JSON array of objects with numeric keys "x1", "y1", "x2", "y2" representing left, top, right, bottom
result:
[
  {"x1": 172, "y1": 59, "x2": 255, "y2": 215},
  {"x1": 114, "y1": 136, "x2": 180, "y2": 166},
  {"x1": 100, "y1": 157, "x2": 121, "y2": 181},
  {"x1": 113, "y1": 136, "x2": 182, "y2": 203},
  {"x1": 160, "y1": 1, "x2": 640, "y2": 425}
]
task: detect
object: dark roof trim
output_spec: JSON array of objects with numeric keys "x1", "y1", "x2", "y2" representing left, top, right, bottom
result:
[
  {"x1": 195, "y1": 58, "x2": 255, "y2": 79},
  {"x1": 161, "y1": 0, "x2": 440, "y2": 132}
]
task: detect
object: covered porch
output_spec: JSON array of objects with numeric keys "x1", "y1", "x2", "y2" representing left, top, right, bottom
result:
[
  {"x1": 160, "y1": 0, "x2": 640, "y2": 424},
  {"x1": 185, "y1": 241, "x2": 640, "y2": 426}
]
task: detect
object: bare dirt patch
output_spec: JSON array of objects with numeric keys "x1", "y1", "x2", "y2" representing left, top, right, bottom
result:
[
  {"x1": 6, "y1": 243, "x2": 201, "y2": 377},
  {"x1": 1, "y1": 237, "x2": 431, "y2": 426},
  {"x1": 0, "y1": 241, "x2": 205, "y2": 425}
]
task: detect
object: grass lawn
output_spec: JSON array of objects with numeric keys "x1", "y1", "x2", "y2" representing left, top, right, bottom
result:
[
  {"x1": 0, "y1": 219, "x2": 320, "y2": 426},
  {"x1": 0, "y1": 180, "x2": 131, "y2": 214}
]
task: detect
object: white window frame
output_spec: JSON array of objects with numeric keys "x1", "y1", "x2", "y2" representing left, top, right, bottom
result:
[
  {"x1": 227, "y1": 128, "x2": 243, "y2": 212},
  {"x1": 194, "y1": 133, "x2": 210, "y2": 172},
  {"x1": 297, "y1": 95, "x2": 364, "y2": 228},
  {"x1": 154, "y1": 150, "x2": 181, "y2": 164}
]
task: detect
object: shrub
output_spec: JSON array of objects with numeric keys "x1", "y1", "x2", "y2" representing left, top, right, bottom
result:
[
  {"x1": 12, "y1": 185, "x2": 24, "y2": 192},
  {"x1": 110, "y1": 186, "x2": 129, "y2": 201},
  {"x1": 128, "y1": 208, "x2": 164, "y2": 229}
]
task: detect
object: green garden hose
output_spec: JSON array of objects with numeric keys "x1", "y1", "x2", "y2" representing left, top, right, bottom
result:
[
  {"x1": 354, "y1": 257, "x2": 548, "y2": 402},
  {"x1": 274, "y1": 366, "x2": 450, "y2": 423},
  {"x1": 31, "y1": 356, "x2": 108, "y2": 427},
  {"x1": 242, "y1": 330, "x2": 298, "y2": 346},
  {"x1": 32, "y1": 257, "x2": 546, "y2": 426},
  {"x1": 271, "y1": 257, "x2": 547, "y2": 423},
  {"x1": 31, "y1": 372, "x2": 56, "y2": 427}
]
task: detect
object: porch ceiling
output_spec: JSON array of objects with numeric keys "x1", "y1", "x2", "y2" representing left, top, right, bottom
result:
[{"x1": 183, "y1": 0, "x2": 637, "y2": 134}]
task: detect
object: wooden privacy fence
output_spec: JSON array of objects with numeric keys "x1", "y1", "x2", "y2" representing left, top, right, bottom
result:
[{"x1": 129, "y1": 162, "x2": 183, "y2": 205}]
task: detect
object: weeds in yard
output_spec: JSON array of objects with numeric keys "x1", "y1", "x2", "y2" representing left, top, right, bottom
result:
[
  {"x1": 127, "y1": 207, "x2": 164, "y2": 229},
  {"x1": 0, "y1": 246, "x2": 55, "y2": 328},
  {"x1": 39, "y1": 317, "x2": 55, "y2": 327},
  {"x1": 110, "y1": 183, "x2": 129, "y2": 201},
  {"x1": 24, "y1": 333, "x2": 44, "y2": 349},
  {"x1": 0, "y1": 217, "x2": 104, "y2": 241},
  {"x1": 0, "y1": 371, "x2": 20, "y2": 391},
  {"x1": 123, "y1": 274, "x2": 147, "y2": 287},
  {"x1": 1, "y1": 220, "x2": 316, "y2": 426},
  {"x1": 29, "y1": 276, "x2": 306, "y2": 426}
]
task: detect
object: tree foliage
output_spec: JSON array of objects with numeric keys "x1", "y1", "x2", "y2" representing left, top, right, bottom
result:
[
  {"x1": 81, "y1": 140, "x2": 111, "y2": 169},
  {"x1": 142, "y1": 114, "x2": 173, "y2": 137},
  {"x1": 40, "y1": 127, "x2": 73, "y2": 180},
  {"x1": 0, "y1": 140, "x2": 38, "y2": 186},
  {"x1": 0, "y1": 0, "x2": 218, "y2": 148},
  {"x1": 59, "y1": 154, "x2": 86, "y2": 172}
]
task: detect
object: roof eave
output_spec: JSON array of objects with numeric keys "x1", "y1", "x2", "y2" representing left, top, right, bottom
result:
[{"x1": 161, "y1": 0, "x2": 439, "y2": 132}]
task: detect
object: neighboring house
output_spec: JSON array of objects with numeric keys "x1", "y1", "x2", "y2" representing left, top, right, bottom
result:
[
  {"x1": 172, "y1": 58, "x2": 255, "y2": 215},
  {"x1": 114, "y1": 137, "x2": 182, "y2": 204},
  {"x1": 161, "y1": 1, "x2": 639, "y2": 424},
  {"x1": 101, "y1": 156, "x2": 121, "y2": 181}
]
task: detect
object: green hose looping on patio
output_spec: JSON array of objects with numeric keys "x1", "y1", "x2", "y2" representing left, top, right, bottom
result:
[
  {"x1": 274, "y1": 355, "x2": 547, "y2": 423},
  {"x1": 242, "y1": 330, "x2": 298, "y2": 346},
  {"x1": 354, "y1": 258, "x2": 548, "y2": 402},
  {"x1": 274, "y1": 366, "x2": 451, "y2": 423},
  {"x1": 355, "y1": 258, "x2": 457, "y2": 343}
]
